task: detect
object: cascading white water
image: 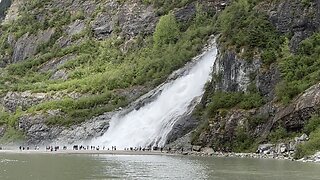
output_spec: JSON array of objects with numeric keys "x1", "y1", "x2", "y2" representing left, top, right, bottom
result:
[{"x1": 91, "y1": 41, "x2": 217, "y2": 149}]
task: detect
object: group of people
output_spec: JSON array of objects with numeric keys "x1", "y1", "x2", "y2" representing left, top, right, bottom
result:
[
  {"x1": 46, "y1": 146, "x2": 67, "y2": 151},
  {"x1": 123, "y1": 146, "x2": 164, "y2": 152},
  {"x1": 19, "y1": 146, "x2": 40, "y2": 151},
  {"x1": 16, "y1": 144, "x2": 176, "y2": 153},
  {"x1": 72, "y1": 145, "x2": 104, "y2": 150}
]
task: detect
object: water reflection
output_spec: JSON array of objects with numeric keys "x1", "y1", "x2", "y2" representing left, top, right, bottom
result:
[
  {"x1": 91, "y1": 155, "x2": 208, "y2": 179},
  {"x1": 1, "y1": 154, "x2": 320, "y2": 180}
]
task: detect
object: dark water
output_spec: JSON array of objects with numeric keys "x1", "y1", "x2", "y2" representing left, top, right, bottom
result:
[
  {"x1": 0, "y1": 0, "x2": 11, "y2": 19},
  {"x1": 0, "y1": 154, "x2": 320, "y2": 180}
]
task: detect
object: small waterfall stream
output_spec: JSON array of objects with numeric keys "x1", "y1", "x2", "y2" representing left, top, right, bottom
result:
[{"x1": 91, "y1": 41, "x2": 218, "y2": 149}]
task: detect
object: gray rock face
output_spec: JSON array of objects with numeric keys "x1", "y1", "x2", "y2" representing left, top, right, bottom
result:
[
  {"x1": 50, "y1": 69, "x2": 68, "y2": 80},
  {"x1": 266, "y1": 83, "x2": 320, "y2": 134},
  {"x1": 166, "y1": 132, "x2": 193, "y2": 151},
  {"x1": 166, "y1": 113, "x2": 199, "y2": 144},
  {"x1": 212, "y1": 48, "x2": 262, "y2": 92},
  {"x1": 194, "y1": 82, "x2": 320, "y2": 151},
  {"x1": 3, "y1": 91, "x2": 49, "y2": 112},
  {"x1": 18, "y1": 114, "x2": 53, "y2": 144},
  {"x1": 12, "y1": 28, "x2": 55, "y2": 63},
  {"x1": 1, "y1": 0, "x2": 21, "y2": 24},
  {"x1": 1, "y1": 91, "x2": 82, "y2": 112},
  {"x1": 117, "y1": 4, "x2": 157, "y2": 37},
  {"x1": 182, "y1": 0, "x2": 320, "y2": 153},
  {"x1": 91, "y1": 1, "x2": 157, "y2": 40},
  {"x1": 268, "y1": 0, "x2": 320, "y2": 51},
  {"x1": 53, "y1": 113, "x2": 112, "y2": 145},
  {"x1": 18, "y1": 111, "x2": 114, "y2": 145},
  {"x1": 256, "y1": 64, "x2": 281, "y2": 101},
  {"x1": 67, "y1": 20, "x2": 86, "y2": 36},
  {"x1": 92, "y1": 13, "x2": 114, "y2": 39},
  {"x1": 174, "y1": 4, "x2": 196, "y2": 23},
  {"x1": 39, "y1": 54, "x2": 76, "y2": 73}
]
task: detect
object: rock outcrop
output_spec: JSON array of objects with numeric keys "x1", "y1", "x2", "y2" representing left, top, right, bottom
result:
[
  {"x1": 12, "y1": 28, "x2": 55, "y2": 63},
  {"x1": 267, "y1": 0, "x2": 320, "y2": 51},
  {"x1": 0, "y1": 0, "x2": 15, "y2": 23},
  {"x1": 2, "y1": 91, "x2": 82, "y2": 112},
  {"x1": 18, "y1": 111, "x2": 113, "y2": 145},
  {"x1": 173, "y1": 0, "x2": 320, "y2": 153},
  {"x1": 212, "y1": 49, "x2": 262, "y2": 92}
]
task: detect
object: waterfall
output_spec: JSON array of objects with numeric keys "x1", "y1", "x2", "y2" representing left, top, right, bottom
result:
[{"x1": 91, "y1": 40, "x2": 217, "y2": 149}]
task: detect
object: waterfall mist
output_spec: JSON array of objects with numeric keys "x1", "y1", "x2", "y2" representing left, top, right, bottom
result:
[{"x1": 91, "y1": 41, "x2": 218, "y2": 149}]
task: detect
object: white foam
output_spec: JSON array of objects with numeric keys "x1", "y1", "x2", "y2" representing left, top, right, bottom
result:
[{"x1": 91, "y1": 42, "x2": 218, "y2": 149}]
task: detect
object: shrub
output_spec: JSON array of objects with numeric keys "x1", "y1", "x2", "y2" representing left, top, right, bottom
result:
[
  {"x1": 153, "y1": 13, "x2": 180, "y2": 48},
  {"x1": 0, "y1": 126, "x2": 25, "y2": 143},
  {"x1": 268, "y1": 126, "x2": 288, "y2": 143},
  {"x1": 216, "y1": 0, "x2": 281, "y2": 61},
  {"x1": 261, "y1": 49, "x2": 277, "y2": 65},
  {"x1": 304, "y1": 115, "x2": 320, "y2": 135},
  {"x1": 276, "y1": 33, "x2": 320, "y2": 103},
  {"x1": 295, "y1": 128, "x2": 320, "y2": 159}
]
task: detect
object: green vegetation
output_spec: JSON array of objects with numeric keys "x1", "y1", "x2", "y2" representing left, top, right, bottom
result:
[
  {"x1": 232, "y1": 126, "x2": 256, "y2": 152},
  {"x1": 0, "y1": 126, "x2": 25, "y2": 143},
  {"x1": 0, "y1": 0, "x2": 216, "y2": 130},
  {"x1": 268, "y1": 126, "x2": 290, "y2": 143},
  {"x1": 32, "y1": 92, "x2": 128, "y2": 126},
  {"x1": 216, "y1": 0, "x2": 282, "y2": 61},
  {"x1": 153, "y1": 13, "x2": 180, "y2": 48},
  {"x1": 144, "y1": 0, "x2": 195, "y2": 15},
  {"x1": 294, "y1": 115, "x2": 320, "y2": 159},
  {"x1": 304, "y1": 115, "x2": 320, "y2": 135},
  {"x1": 205, "y1": 91, "x2": 264, "y2": 117},
  {"x1": 277, "y1": 33, "x2": 320, "y2": 104},
  {"x1": 295, "y1": 128, "x2": 320, "y2": 159},
  {"x1": 180, "y1": 0, "x2": 320, "y2": 154}
]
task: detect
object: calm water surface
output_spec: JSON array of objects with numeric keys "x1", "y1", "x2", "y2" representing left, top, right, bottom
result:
[{"x1": 0, "y1": 154, "x2": 320, "y2": 180}]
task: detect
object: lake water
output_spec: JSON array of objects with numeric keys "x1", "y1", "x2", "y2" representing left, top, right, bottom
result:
[{"x1": 0, "y1": 154, "x2": 320, "y2": 180}]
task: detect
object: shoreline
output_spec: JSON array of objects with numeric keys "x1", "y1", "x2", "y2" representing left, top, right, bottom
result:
[
  {"x1": 0, "y1": 149, "x2": 319, "y2": 163},
  {"x1": 0, "y1": 149, "x2": 170, "y2": 156},
  {"x1": 0, "y1": 149, "x2": 301, "y2": 161}
]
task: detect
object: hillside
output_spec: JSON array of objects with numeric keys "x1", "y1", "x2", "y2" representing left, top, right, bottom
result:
[
  {"x1": 0, "y1": 0, "x2": 320, "y2": 159},
  {"x1": 0, "y1": 0, "x2": 220, "y2": 143}
]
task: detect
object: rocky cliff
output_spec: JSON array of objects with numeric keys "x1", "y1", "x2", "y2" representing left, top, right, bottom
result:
[
  {"x1": 1, "y1": 0, "x2": 320, "y2": 159},
  {"x1": 0, "y1": 0, "x2": 224, "y2": 145},
  {"x1": 183, "y1": 0, "x2": 320, "y2": 158}
]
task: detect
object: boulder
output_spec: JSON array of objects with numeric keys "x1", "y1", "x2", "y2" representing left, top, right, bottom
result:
[
  {"x1": 276, "y1": 143, "x2": 288, "y2": 154},
  {"x1": 192, "y1": 145, "x2": 202, "y2": 152},
  {"x1": 202, "y1": 147, "x2": 215, "y2": 156},
  {"x1": 258, "y1": 144, "x2": 274, "y2": 154},
  {"x1": 295, "y1": 133, "x2": 309, "y2": 142}
]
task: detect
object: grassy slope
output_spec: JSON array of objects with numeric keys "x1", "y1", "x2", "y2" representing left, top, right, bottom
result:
[{"x1": 0, "y1": 0, "x2": 216, "y2": 139}]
